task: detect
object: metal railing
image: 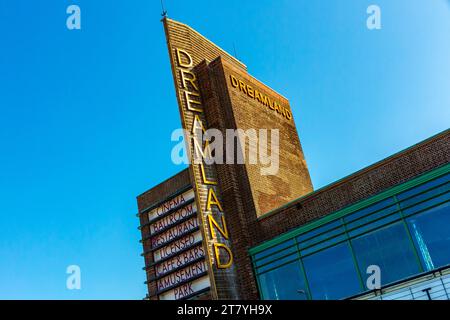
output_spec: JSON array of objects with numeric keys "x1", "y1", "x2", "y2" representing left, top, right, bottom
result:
[{"x1": 352, "y1": 265, "x2": 450, "y2": 300}]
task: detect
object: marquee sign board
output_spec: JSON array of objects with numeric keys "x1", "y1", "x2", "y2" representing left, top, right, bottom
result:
[
  {"x1": 158, "y1": 274, "x2": 211, "y2": 300},
  {"x1": 148, "y1": 189, "x2": 195, "y2": 221},
  {"x1": 153, "y1": 230, "x2": 204, "y2": 262},
  {"x1": 147, "y1": 188, "x2": 211, "y2": 300}
]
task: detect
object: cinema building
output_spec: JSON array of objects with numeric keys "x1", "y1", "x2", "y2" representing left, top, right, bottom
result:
[{"x1": 136, "y1": 18, "x2": 450, "y2": 301}]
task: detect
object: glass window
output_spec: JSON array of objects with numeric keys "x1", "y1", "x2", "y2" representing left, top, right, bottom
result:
[
  {"x1": 298, "y1": 226, "x2": 345, "y2": 249},
  {"x1": 344, "y1": 197, "x2": 395, "y2": 223},
  {"x1": 255, "y1": 245, "x2": 297, "y2": 268},
  {"x1": 258, "y1": 260, "x2": 308, "y2": 300},
  {"x1": 345, "y1": 204, "x2": 398, "y2": 230},
  {"x1": 407, "y1": 201, "x2": 450, "y2": 271},
  {"x1": 296, "y1": 220, "x2": 342, "y2": 243},
  {"x1": 302, "y1": 242, "x2": 361, "y2": 300},
  {"x1": 252, "y1": 171, "x2": 450, "y2": 301},
  {"x1": 253, "y1": 239, "x2": 295, "y2": 260},
  {"x1": 397, "y1": 173, "x2": 449, "y2": 201},
  {"x1": 401, "y1": 191, "x2": 450, "y2": 216},
  {"x1": 351, "y1": 222, "x2": 420, "y2": 287},
  {"x1": 301, "y1": 234, "x2": 347, "y2": 256},
  {"x1": 399, "y1": 183, "x2": 449, "y2": 209},
  {"x1": 257, "y1": 252, "x2": 299, "y2": 274},
  {"x1": 348, "y1": 212, "x2": 402, "y2": 238}
]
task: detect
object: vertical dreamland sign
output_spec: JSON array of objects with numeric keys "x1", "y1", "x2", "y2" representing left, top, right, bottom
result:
[{"x1": 162, "y1": 17, "x2": 246, "y2": 300}]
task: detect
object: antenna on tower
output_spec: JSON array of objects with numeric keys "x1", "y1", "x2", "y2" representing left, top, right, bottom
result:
[
  {"x1": 160, "y1": 0, "x2": 168, "y2": 18},
  {"x1": 233, "y1": 43, "x2": 239, "y2": 60}
]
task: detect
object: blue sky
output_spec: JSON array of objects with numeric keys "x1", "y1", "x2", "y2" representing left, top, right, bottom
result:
[{"x1": 0, "y1": 1, "x2": 449, "y2": 299}]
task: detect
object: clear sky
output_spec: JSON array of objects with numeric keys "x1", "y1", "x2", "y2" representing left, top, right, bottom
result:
[{"x1": 0, "y1": 0, "x2": 449, "y2": 299}]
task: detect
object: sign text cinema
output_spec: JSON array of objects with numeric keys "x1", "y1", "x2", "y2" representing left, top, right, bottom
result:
[
  {"x1": 150, "y1": 202, "x2": 196, "y2": 234},
  {"x1": 229, "y1": 74, "x2": 292, "y2": 121},
  {"x1": 151, "y1": 217, "x2": 199, "y2": 248},
  {"x1": 154, "y1": 231, "x2": 203, "y2": 262},
  {"x1": 148, "y1": 189, "x2": 195, "y2": 221},
  {"x1": 176, "y1": 48, "x2": 234, "y2": 269},
  {"x1": 155, "y1": 245, "x2": 205, "y2": 277},
  {"x1": 157, "y1": 260, "x2": 207, "y2": 292}
]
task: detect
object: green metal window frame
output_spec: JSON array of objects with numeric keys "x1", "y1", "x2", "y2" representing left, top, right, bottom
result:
[{"x1": 250, "y1": 163, "x2": 450, "y2": 300}]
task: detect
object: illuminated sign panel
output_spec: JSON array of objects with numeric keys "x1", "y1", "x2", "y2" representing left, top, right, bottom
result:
[
  {"x1": 158, "y1": 275, "x2": 211, "y2": 300},
  {"x1": 150, "y1": 202, "x2": 197, "y2": 234},
  {"x1": 155, "y1": 245, "x2": 205, "y2": 277},
  {"x1": 151, "y1": 217, "x2": 199, "y2": 248},
  {"x1": 157, "y1": 260, "x2": 208, "y2": 292},
  {"x1": 148, "y1": 189, "x2": 195, "y2": 221},
  {"x1": 147, "y1": 188, "x2": 210, "y2": 300},
  {"x1": 153, "y1": 230, "x2": 203, "y2": 262}
]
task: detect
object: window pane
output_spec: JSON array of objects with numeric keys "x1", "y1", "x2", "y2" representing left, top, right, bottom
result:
[
  {"x1": 399, "y1": 183, "x2": 449, "y2": 209},
  {"x1": 298, "y1": 226, "x2": 345, "y2": 250},
  {"x1": 351, "y1": 222, "x2": 420, "y2": 286},
  {"x1": 397, "y1": 173, "x2": 450, "y2": 201},
  {"x1": 255, "y1": 245, "x2": 297, "y2": 268},
  {"x1": 302, "y1": 242, "x2": 361, "y2": 300},
  {"x1": 257, "y1": 252, "x2": 299, "y2": 274},
  {"x1": 258, "y1": 260, "x2": 308, "y2": 300},
  {"x1": 254, "y1": 239, "x2": 295, "y2": 260},
  {"x1": 407, "y1": 201, "x2": 450, "y2": 271},
  {"x1": 296, "y1": 220, "x2": 342, "y2": 243},
  {"x1": 344, "y1": 197, "x2": 395, "y2": 223},
  {"x1": 301, "y1": 234, "x2": 347, "y2": 256},
  {"x1": 348, "y1": 213, "x2": 402, "y2": 238},
  {"x1": 402, "y1": 191, "x2": 450, "y2": 216},
  {"x1": 346, "y1": 204, "x2": 398, "y2": 230}
]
